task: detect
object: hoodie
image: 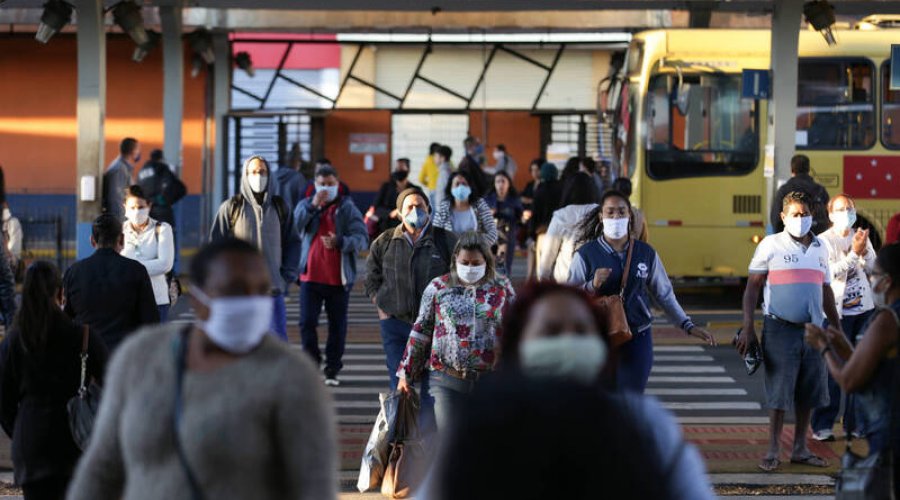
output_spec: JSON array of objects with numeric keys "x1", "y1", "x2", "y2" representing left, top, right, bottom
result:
[
  {"x1": 209, "y1": 159, "x2": 301, "y2": 294},
  {"x1": 538, "y1": 204, "x2": 598, "y2": 282}
]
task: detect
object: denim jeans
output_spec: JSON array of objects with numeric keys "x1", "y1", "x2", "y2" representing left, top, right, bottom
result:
[
  {"x1": 811, "y1": 310, "x2": 874, "y2": 434},
  {"x1": 270, "y1": 293, "x2": 288, "y2": 341},
  {"x1": 428, "y1": 370, "x2": 477, "y2": 432},
  {"x1": 616, "y1": 328, "x2": 654, "y2": 394},
  {"x1": 380, "y1": 317, "x2": 435, "y2": 435},
  {"x1": 299, "y1": 282, "x2": 350, "y2": 377},
  {"x1": 157, "y1": 304, "x2": 170, "y2": 323}
]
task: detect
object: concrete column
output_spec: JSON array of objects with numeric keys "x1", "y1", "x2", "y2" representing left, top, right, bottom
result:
[
  {"x1": 75, "y1": 0, "x2": 106, "y2": 260},
  {"x1": 160, "y1": 2, "x2": 184, "y2": 169},
  {"x1": 212, "y1": 32, "x2": 231, "y2": 210},
  {"x1": 765, "y1": 1, "x2": 802, "y2": 231}
]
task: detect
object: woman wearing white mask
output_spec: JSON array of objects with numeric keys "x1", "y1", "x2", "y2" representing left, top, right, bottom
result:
[
  {"x1": 68, "y1": 238, "x2": 337, "y2": 500},
  {"x1": 489, "y1": 281, "x2": 714, "y2": 500},
  {"x1": 121, "y1": 185, "x2": 174, "y2": 321},
  {"x1": 811, "y1": 194, "x2": 877, "y2": 441},
  {"x1": 568, "y1": 190, "x2": 715, "y2": 393},
  {"x1": 432, "y1": 171, "x2": 498, "y2": 246},
  {"x1": 397, "y1": 231, "x2": 514, "y2": 431}
]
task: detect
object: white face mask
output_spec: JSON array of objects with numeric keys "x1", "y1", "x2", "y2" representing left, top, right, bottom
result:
[
  {"x1": 316, "y1": 184, "x2": 339, "y2": 202},
  {"x1": 493, "y1": 150, "x2": 504, "y2": 160},
  {"x1": 125, "y1": 207, "x2": 150, "y2": 226},
  {"x1": 785, "y1": 215, "x2": 813, "y2": 238},
  {"x1": 456, "y1": 263, "x2": 486, "y2": 284},
  {"x1": 602, "y1": 218, "x2": 630, "y2": 240},
  {"x1": 192, "y1": 287, "x2": 272, "y2": 354},
  {"x1": 520, "y1": 335, "x2": 608, "y2": 385},
  {"x1": 248, "y1": 173, "x2": 268, "y2": 193},
  {"x1": 869, "y1": 275, "x2": 890, "y2": 308},
  {"x1": 829, "y1": 209, "x2": 857, "y2": 232}
]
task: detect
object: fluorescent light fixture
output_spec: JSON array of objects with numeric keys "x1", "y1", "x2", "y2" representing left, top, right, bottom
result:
[
  {"x1": 112, "y1": 1, "x2": 149, "y2": 47},
  {"x1": 35, "y1": 0, "x2": 73, "y2": 44},
  {"x1": 336, "y1": 32, "x2": 631, "y2": 44}
]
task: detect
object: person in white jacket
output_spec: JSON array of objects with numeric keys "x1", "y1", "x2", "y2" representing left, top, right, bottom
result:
[
  {"x1": 1, "y1": 204, "x2": 22, "y2": 271},
  {"x1": 537, "y1": 172, "x2": 601, "y2": 282},
  {"x1": 121, "y1": 185, "x2": 175, "y2": 321}
]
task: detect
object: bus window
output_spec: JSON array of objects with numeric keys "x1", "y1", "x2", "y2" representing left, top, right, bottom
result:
[
  {"x1": 883, "y1": 62, "x2": 900, "y2": 149},
  {"x1": 645, "y1": 73, "x2": 757, "y2": 180},
  {"x1": 796, "y1": 59, "x2": 874, "y2": 150}
]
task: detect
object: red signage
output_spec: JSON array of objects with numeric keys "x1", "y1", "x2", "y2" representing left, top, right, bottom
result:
[{"x1": 843, "y1": 156, "x2": 900, "y2": 199}]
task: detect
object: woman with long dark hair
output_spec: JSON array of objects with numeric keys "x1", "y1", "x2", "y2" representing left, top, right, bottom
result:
[
  {"x1": 432, "y1": 171, "x2": 498, "y2": 246},
  {"x1": 484, "y1": 171, "x2": 523, "y2": 275},
  {"x1": 568, "y1": 190, "x2": 715, "y2": 393},
  {"x1": 0, "y1": 261, "x2": 108, "y2": 500}
]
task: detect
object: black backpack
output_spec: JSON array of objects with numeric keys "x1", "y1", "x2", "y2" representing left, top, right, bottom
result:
[{"x1": 228, "y1": 194, "x2": 289, "y2": 231}]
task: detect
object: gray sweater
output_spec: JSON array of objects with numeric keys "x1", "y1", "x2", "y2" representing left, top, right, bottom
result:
[{"x1": 67, "y1": 324, "x2": 337, "y2": 500}]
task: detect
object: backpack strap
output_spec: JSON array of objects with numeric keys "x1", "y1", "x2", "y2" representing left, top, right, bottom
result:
[
  {"x1": 619, "y1": 238, "x2": 635, "y2": 298},
  {"x1": 227, "y1": 195, "x2": 243, "y2": 231}
]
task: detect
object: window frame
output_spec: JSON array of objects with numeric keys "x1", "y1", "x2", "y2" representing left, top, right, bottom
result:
[
  {"x1": 644, "y1": 72, "x2": 760, "y2": 181},
  {"x1": 795, "y1": 56, "x2": 877, "y2": 152},
  {"x1": 880, "y1": 60, "x2": 900, "y2": 151}
]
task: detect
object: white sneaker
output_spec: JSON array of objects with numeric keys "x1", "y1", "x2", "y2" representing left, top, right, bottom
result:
[
  {"x1": 812, "y1": 429, "x2": 835, "y2": 442},
  {"x1": 324, "y1": 377, "x2": 340, "y2": 387}
]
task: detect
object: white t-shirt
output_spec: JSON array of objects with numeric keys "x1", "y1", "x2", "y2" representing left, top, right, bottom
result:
[{"x1": 820, "y1": 227, "x2": 876, "y2": 317}]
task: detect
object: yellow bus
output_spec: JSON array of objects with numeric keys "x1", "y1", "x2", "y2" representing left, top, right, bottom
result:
[{"x1": 605, "y1": 26, "x2": 900, "y2": 278}]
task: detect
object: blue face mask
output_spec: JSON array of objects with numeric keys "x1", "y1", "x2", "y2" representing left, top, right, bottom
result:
[
  {"x1": 451, "y1": 184, "x2": 472, "y2": 202},
  {"x1": 404, "y1": 207, "x2": 429, "y2": 230},
  {"x1": 316, "y1": 184, "x2": 339, "y2": 202}
]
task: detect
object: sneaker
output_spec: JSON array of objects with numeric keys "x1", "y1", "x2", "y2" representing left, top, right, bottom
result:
[
  {"x1": 812, "y1": 429, "x2": 835, "y2": 442},
  {"x1": 324, "y1": 374, "x2": 340, "y2": 387}
]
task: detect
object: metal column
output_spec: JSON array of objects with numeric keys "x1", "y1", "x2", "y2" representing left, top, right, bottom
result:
[
  {"x1": 160, "y1": 2, "x2": 184, "y2": 168},
  {"x1": 766, "y1": 0, "x2": 802, "y2": 231},
  {"x1": 75, "y1": 0, "x2": 106, "y2": 260},
  {"x1": 212, "y1": 32, "x2": 231, "y2": 211}
]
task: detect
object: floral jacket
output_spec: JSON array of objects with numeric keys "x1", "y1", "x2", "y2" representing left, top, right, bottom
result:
[{"x1": 397, "y1": 274, "x2": 515, "y2": 381}]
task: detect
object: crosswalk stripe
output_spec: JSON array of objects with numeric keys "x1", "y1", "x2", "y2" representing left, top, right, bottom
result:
[
  {"x1": 342, "y1": 365, "x2": 392, "y2": 372},
  {"x1": 327, "y1": 387, "x2": 385, "y2": 395},
  {"x1": 651, "y1": 366, "x2": 726, "y2": 373},
  {"x1": 646, "y1": 388, "x2": 748, "y2": 396},
  {"x1": 343, "y1": 354, "x2": 389, "y2": 361},
  {"x1": 334, "y1": 401, "x2": 381, "y2": 409},
  {"x1": 334, "y1": 375, "x2": 391, "y2": 382},
  {"x1": 663, "y1": 402, "x2": 762, "y2": 411},
  {"x1": 653, "y1": 355, "x2": 715, "y2": 362},
  {"x1": 648, "y1": 376, "x2": 735, "y2": 383},
  {"x1": 652, "y1": 346, "x2": 704, "y2": 352}
]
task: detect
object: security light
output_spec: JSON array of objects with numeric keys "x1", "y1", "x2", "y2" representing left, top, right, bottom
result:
[
  {"x1": 188, "y1": 28, "x2": 215, "y2": 65},
  {"x1": 132, "y1": 30, "x2": 160, "y2": 63},
  {"x1": 235, "y1": 51, "x2": 255, "y2": 77},
  {"x1": 35, "y1": 0, "x2": 73, "y2": 44},
  {"x1": 112, "y1": 1, "x2": 149, "y2": 47},
  {"x1": 804, "y1": 0, "x2": 837, "y2": 46}
]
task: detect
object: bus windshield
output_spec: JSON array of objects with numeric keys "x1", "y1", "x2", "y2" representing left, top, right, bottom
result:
[{"x1": 646, "y1": 73, "x2": 758, "y2": 180}]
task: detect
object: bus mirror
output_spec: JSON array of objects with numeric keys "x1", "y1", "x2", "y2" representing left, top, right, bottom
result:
[{"x1": 676, "y1": 83, "x2": 692, "y2": 116}]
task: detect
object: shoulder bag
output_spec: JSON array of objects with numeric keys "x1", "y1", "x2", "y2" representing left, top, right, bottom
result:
[
  {"x1": 173, "y1": 328, "x2": 206, "y2": 500},
  {"x1": 834, "y1": 306, "x2": 899, "y2": 500},
  {"x1": 594, "y1": 239, "x2": 634, "y2": 347},
  {"x1": 67, "y1": 325, "x2": 102, "y2": 451}
]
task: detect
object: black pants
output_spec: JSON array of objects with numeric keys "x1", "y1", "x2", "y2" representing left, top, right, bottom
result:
[{"x1": 22, "y1": 476, "x2": 69, "y2": 500}]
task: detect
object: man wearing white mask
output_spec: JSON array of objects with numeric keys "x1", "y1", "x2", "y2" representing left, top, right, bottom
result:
[
  {"x1": 68, "y1": 238, "x2": 337, "y2": 500},
  {"x1": 210, "y1": 155, "x2": 300, "y2": 341},
  {"x1": 486, "y1": 144, "x2": 517, "y2": 181},
  {"x1": 811, "y1": 194, "x2": 876, "y2": 441},
  {"x1": 293, "y1": 164, "x2": 368, "y2": 386},
  {"x1": 737, "y1": 191, "x2": 842, "y2": 472}
]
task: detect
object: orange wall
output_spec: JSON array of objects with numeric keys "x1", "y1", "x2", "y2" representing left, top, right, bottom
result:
[
  {"x1": 0, "y1": 36, "x2": 207, "y2": 194},
  {"x1": 468, "y1": 111, "x2": 541, "y2": 190},
  {"x1": 322, "y1": 110, "x2": 393, "y2": 192}
]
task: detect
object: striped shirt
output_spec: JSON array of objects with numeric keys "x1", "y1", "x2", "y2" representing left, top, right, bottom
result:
[{"x1": 749, "y1": 231, "x2": 831, "y2": 325}]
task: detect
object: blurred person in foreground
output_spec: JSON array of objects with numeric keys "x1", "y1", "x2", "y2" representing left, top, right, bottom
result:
[
  {"x1": 569, "y1": 190, "x2": 715, "y2": 393},
  {"x1": 397, "y1": 232, "x2": 514, "y2": 432},
  {"x1": 420, "y1": 282, "x2": 712, "y2": 500},
  {"x1": 67, "y1": 238, "x2": 336, "y2": 500},
  {"x1": 121, "y1": 186, "x2": 175, "y2": 321},
  {"x1": 1, "y1": 262, "x2": 108, "y2": 500},
  {"x1": 805, "y1": 243, "x2": 900, "y2": 497},
  {"x1": 63, "y1": 214, "x2": 158, "y2": 353}
]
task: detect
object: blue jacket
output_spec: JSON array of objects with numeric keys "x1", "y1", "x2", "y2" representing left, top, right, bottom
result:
[
  {"x1": 294, "y1": 187, "x2": 368, "y2": 291},
  {"x1": 568, "y1": 238, "x2": 694, "y2": 334}
]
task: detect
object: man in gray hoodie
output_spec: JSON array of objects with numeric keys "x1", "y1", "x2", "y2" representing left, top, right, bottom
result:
[{"x1": 209, "y1": 156, "x2": 300, "y2": 341}]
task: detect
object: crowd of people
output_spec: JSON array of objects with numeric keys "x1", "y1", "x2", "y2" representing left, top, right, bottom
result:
[{"x1": 0, "y1": 135, "x2": 896, "y2": 499}]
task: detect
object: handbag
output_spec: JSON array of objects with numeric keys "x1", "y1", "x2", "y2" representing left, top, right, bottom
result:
[
  {"x1": 381, "y1": 389, "x2": 426, "y2": 499},
  {"x1": 834, "y1": 306, "x2": 899, "y2": 499},
  {"x1": 66, "y1": 325, "x2": 102, "y2": 451},
  {"x1": 594, "y1": 239, "x2": 634, "y2": 347}
]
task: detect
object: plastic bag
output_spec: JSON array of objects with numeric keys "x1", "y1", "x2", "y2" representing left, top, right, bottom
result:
[
  {"x1": 381, "y1": 389, "x2": 426, "y2": 499},
  {"x1": 357, "y1": 392, "x2": 401, "y2": 492}
]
